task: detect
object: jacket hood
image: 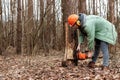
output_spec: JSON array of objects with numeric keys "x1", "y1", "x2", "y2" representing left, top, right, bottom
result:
[
  {"x1": 79, "y1": 13, "x2": 86, "y2": 27},
  {"x1": 78, "y1": 13, "x2": 87, "y2": 36}
]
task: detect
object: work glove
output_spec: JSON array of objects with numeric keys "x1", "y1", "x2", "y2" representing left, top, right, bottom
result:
[
  {"x1": 76, "y1": 43, "x2": 81, "y2": 51},
  {"x1": 87, "y1": 51, "x2": 93, "y2": 58}
]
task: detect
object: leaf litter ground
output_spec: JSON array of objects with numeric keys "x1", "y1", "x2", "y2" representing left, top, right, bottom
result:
[{"x1": 0, "y1": 51, "x2": 120, "y2": 80}]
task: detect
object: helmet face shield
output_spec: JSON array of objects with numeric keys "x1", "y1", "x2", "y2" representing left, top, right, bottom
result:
[
  {"x1": 72, "y1": 24, "x2": 79, "y2": 29},
  {"x1": 69, "y1": 22, "x2": 76, "y2": 27}
]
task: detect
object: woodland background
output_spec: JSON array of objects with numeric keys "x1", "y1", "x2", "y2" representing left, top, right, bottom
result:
[
  {"x1": 0, "y1": 0, "x2": 120, "y2": 79},
  {"x1": 0, "y1": 0, "x2": 120, "y2": 59}
]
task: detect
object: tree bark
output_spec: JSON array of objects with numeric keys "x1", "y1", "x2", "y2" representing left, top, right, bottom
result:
[
  {"x1": 52, "y1": 0, "x2": 56, "y2": 49},
  {"x1": 16, "y1": 0, "x2": 22, "y2": 54},
  {"x1": 10, "y1": 0, "x2": 15, "y2": 47},
  {"x1": 27, "y1": 0, "x2": 34, "y2": 54},
  {"x1": 78, "y1": 0, "x2": 87, "y2": 52},
  {"x1": 93, "y1": 0, "x2": 96, "y2": 15},
  {"x1": 107, "y1": 0, "x2": 115, "y2": 54},
  {"x1": 39, "y1": 0, "x2": 44, "y2": 49},
  {"x1": 61, "y1": 0, "x2": 78, "y2": 66},
  {"x1": 108, "y1": 0, "x2": 115, "y2": 24},
  {"x1": 0, "y1": 0, "x2": 2, "y2": 54},
  {"x1": 78, "y1": 0, "x2": 86, "y2": 13}
]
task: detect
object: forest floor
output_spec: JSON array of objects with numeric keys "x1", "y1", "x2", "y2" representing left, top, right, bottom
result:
[{"x1": 0, "y1": 50, "x2": 120, "y2": 80}]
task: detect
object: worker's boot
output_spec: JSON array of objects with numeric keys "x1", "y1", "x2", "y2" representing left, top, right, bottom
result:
[
  {"x1": 101, "y1": 66, "x2": 109, "y2": 71},
  {"x1": 88, "y1": 61, "x2": 95, "y2": 68}
]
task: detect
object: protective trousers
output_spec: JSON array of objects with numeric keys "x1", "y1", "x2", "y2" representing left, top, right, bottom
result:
[{"x1": 92, "y1": 39, "x2": 109, "y2": 66}]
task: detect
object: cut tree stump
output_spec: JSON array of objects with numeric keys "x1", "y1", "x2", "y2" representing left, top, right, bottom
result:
[{"x1": 62, "y1": 23, "x2": 77, "y2": 67}]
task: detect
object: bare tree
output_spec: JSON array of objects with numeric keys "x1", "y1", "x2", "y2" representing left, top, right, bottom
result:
[
  {"x1": 78, "y1": 0, "x2": 87, "y2": 51},
  {"x1": 108, "y1": 0, "x2": 115, "y2": 23},
  {"x1": 0, "y1": 0, "x2": 2, "y2": 54},
  {"x1": 16, "y1": 0, "x2": 22, "y2": 54},
  {"x1": 78, "y1": 0, "x2": 86, "y2": 13},
  {"x1": 39, "y1": 0, "x2": 44, "y2": 49},
  {"x1": 93, "y1": 0, "x2": 96, "y2": 14},
  {"x1": 61, "y1": 0, "x2": 78, "y2": 66},
  {"x1": 40, "y1": 0, "x2": 44, "y2": 23},
  {"x1": 10, "y1": 0, "x2": 15, "y2": 47},
  {"x1": 27, "y1": 0, "x2": 34, "y2": 54},
  {"x1": 107, "y1": 0, "x2": 116, "y2": 55},
  {"x1": 22, "y1": 0, "x2": 28, "y2": 54},
  {"x1": 109, "y1": 0, "x2": 120, "y2": 67},
  {"x1": 52, "y1": 0, "x2": 56, "y2": 49}
]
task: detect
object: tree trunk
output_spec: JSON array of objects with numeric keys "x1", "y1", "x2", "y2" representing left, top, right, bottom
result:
[
  {"x1": 108, "y1": 0, "x2": 115, "y2": 24},
  {"x1": 10, "y1": 0, "x2": 15, "y2": 47},
  {"x1": 39, "y1": 0, "x2": 44, "y2": 49},
  {"x1": 78, "y1": 0, "x2": 86, "y2": 13},
  {"x1": 107, "y1": 0, "x2": 115, "y2": 54},
  {"x1": 40, "y1": 0, "x2": 44, "y2": 23},
  {"x1": 27, "y1": 0, "x2": 34, "y2": 54},
  {"x1": 22, "y1": 0, "x2": 28, "y2": 54},
  {"x1": 107, "y1": 0, "x2": 120, "y2": 68},
  {"x1": 16, "y1": 0, "x2": 22, "y2": 54},
  {"x1": 0, "y1": 0, "x2": 2, "y2": 54},
  {"x1": 93, "y1": 0, "x2": 96, "y2": 15},
  {"x1": 78, "y1": 0, "x2": 87, "y2": 52},
  {"x1": 61, "y1": 0, "x2": 78, "y2": 66},
  {"x1": 52, "y1": 0, "x2": 56, "y2": 49},
  {"x1": 87, "y1": 0, "x2": 91, "y2": 14}
]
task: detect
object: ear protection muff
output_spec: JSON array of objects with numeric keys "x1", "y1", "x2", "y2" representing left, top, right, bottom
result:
[
  {"x1": 76, "y1": 15, "x2": 81, "y2": 26},
  {"x1": 76, "y1": 20, "x2": 81, "y2": 26}
]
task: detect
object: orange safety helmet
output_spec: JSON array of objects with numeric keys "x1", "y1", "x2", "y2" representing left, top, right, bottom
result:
[{"x1": 68, "y1": 14, "x2": 79, "y2": 27}]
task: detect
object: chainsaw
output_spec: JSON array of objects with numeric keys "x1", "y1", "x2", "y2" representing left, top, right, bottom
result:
[{"x1": 73, "y1": 50, "x2": 89, "y2": 66}]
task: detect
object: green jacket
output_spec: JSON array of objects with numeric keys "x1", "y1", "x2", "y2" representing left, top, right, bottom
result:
[{"x1": 79, "y1": 15, "x2": 117, "y2": 50}]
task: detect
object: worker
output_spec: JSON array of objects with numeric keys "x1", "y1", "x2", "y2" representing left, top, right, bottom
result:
[{"x1": 67, "y1": 13, "x2": 117, "y2": 70}]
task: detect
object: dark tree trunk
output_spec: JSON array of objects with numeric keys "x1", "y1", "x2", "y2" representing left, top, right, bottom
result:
[
  {"x1": 108, "y1": 0, "x2": 115, "y2": 23},
  {"x1": 16, "y1": 0, "x2": 22, "y2": 54},
  {"x1": 52, "y1": 0, "x2": 56, "y2": 49},
  {"x1": 61, "y1": 0, "x2": 78, "y2": 66},
  {"x1": 78, "y1": 0, "x2": 86, "y2": 13},
  {"x1": 0, "y1": 0, "x2": 3, "y2": 54},
  {"x1": 27, "y1": 0, "x2": 34, "y2": 54}
]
